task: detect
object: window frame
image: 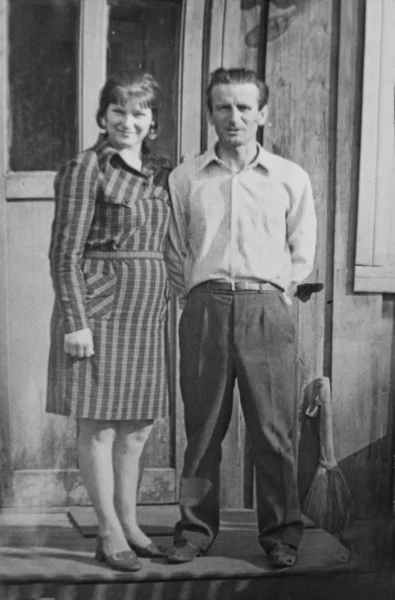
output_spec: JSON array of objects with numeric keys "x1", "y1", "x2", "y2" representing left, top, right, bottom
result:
[
  {"x1": 354, "y1": 0, "x2": 395, "y2": 293},
  {"x1": 6, "y1": 0, "x2": 107, "y2": 200}
]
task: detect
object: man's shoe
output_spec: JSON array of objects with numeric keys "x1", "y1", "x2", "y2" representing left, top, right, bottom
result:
[
  {"x1": 266, "y1": 543, "x2": 297, "y2": 568},
  {"x1": 166, "y1": 540, "x2": 203, "y2": 564}
]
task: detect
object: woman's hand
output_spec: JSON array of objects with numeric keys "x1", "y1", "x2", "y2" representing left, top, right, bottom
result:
[{"x1": 64, "y1": 328, "x2": 94, "y2": 358}]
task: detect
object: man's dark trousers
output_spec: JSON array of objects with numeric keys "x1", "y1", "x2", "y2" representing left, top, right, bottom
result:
[{"x1": 174, "y1": 285, "x2": 303, "y2": 553}]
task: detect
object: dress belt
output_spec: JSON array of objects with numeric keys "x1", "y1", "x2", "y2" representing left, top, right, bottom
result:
[
  {"x1": 193, "y1": 280, "x2": 282, "y2": 292},
  {"x1": 84, "y1": 250, "x2": 163, "y2": 260}
]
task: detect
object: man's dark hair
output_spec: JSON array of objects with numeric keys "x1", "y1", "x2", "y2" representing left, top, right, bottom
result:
[{"x1": 206, "y1": 68, "x2": 269, "y2": 113}]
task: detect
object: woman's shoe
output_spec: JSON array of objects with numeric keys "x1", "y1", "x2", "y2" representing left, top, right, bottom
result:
[
  {"x1": 127, "y1": 539, "x2": 166, "y2": 558},
  {"x1": 95, "y1": 535, "x2": 142, "y2": 572}
]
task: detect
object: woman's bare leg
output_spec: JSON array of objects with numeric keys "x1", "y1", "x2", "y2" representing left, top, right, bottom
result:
[
  {"x1": 77, "y1": 418, "x2": 130, "y2": 554},
  {"x1": 113, "y1": 420, "x2": 154, "y2": 548}
]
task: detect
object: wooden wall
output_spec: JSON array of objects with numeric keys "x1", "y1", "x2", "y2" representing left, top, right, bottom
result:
[
  {"x1": 332, "y1": 0, "x2": 394, "y2": 517},
  {"x1": 262, "y1": 0, "x2": 395, "y2": 517}
]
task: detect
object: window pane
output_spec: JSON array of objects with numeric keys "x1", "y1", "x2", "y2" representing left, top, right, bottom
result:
[
  {"x1": 9, "y1": 0, "x2": 79, "y2": 171},
  {"x1": 107, "y1": 0, "x2": 181, "y2": 164}
]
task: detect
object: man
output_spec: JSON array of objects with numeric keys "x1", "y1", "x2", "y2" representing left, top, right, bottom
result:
[{"x1": 165, "y1": 68, "x2": 316, "y2": 568}]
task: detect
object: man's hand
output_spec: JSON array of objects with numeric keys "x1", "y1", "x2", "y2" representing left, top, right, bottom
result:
[
  {"x1": 282, "y1": 281, "x2": 298, "y2": 306},
  {"x1": 64, "y1": 328, "x2": 94, "y2": 358},
  {"x1": 178, "y1": 295, "x2": 187, "y2": 310}
]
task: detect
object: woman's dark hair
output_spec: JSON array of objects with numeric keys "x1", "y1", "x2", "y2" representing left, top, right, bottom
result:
[
  {"x1": 96, "y1": 70, "x2": 161, "y2": 131},
  {"x1": 206, "y1": 67, "x2": 269, "y2": 112}
]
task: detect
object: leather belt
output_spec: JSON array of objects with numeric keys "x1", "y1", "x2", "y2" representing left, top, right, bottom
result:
[
  {"x1": 193, "y1": 280, "x2": 282, "y2": 292},
  {"x1": 84, "y1": 250, "x2": 163, "y2": 260}
]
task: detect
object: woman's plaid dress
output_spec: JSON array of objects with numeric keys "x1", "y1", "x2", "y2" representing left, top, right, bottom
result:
[{"x1": 46, "y1": 134, "x2": 171, "y2": 420}]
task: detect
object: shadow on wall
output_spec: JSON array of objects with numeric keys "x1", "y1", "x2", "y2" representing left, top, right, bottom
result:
[{"x1": 243, "y1": 0, "x2": 302, "y2": 47}]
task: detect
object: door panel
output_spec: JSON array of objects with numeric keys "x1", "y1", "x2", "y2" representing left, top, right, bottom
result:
[
  {"x1": 5, "y1": 199, "x2": 84, "y2": 507},
  {"x1": 1, "y1": 0, "x2": 187, "y2": 507},
  {"x1": 2, "y1": 0, "x2": 81, "y2": 507},
  {"x1": 7, "y1": 202, "x2": 73, "y2": 472}
]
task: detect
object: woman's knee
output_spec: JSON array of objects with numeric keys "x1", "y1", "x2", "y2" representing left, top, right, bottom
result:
[
  {"x1": 115, "y1": 420, "x2": 154, "y2": 453},
  {"x1": 78, "y1": 418, "x2": 117, "y2": 446}
]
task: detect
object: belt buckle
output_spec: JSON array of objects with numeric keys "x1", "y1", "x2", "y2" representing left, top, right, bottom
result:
[{"x1": 230, "y1": 281, "x2": 236, "y2": 291}]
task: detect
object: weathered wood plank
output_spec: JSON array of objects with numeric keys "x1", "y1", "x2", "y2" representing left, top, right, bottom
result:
[
  {"x1": 78, "y1": 0, "x2": 108, "y2": 150},
  {"x1": 208, "y1": 0, "x2": 225, "y2": 72},
  {"x1": 0, "y1": 509, "x2": 349, "y2": 581},
  {"x1": 222, "y1": 0, "x2": 263, "y2": 69},
  {"x1": 0, "y1": 0, "x2": 12, "y2": 504},
  {"x1": 214, "y1": 0, "x2": 266, "y2": 508},
  {"x1": 205, "y1": 0, "x2": 225, "y2": 150},
  {"x1": 2, "y1": 468, "x2": 176, "y2": 507},
  {"x1": 178, "y1": 0, "x2": 205, "y2": 158},
  {"x1": 173, "y1": 0, "x2": 207, "y2": 497},
  {"x1": 2, "y1": 573, "x2": 395, "y2": 600},
  {"x1": 354, "y1": 0, "x2": 382, "y2": 267},
  {"x1": 7, "y1": 202, "x2": 78, "y2": 473},
  {"x1": 6, "y1": 172, "x2": 55, "y2": 200},
  {"x1": 332, "y1": 0, "x2": 393, "y2": 516},
  {"x1": 141, "y1": 418, "x2": 171, "y2": 468},
  {"x1": 264, "y1": 0, "x2": 332, "y2": 469},
  {"x1": 219, "y1": 385, "x2": 245, "y2": 509},
  {"x1": 355, "y1": 266, "x2": 395, "y2": 294}
]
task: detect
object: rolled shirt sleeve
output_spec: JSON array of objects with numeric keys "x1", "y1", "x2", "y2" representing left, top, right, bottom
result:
[
  {"x1": 164, "y1": 169, "x2": 189, "y2": 307},
  {"x1": 286, "y1": 169, "x2": 317, "y2": 286},
  {"x1": 49, "y1": 152, "x2": 99, "y2": 333}
]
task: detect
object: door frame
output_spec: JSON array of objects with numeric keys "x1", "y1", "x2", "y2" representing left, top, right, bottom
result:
[
  {"x1": 0, "y1": 0, "x2": 207, "y2": 507},
  {"x1": 0, "y1": 0, "x2": 12, "y2": 504}
]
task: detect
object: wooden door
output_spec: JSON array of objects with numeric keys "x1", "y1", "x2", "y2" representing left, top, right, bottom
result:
[
  {"x1": 0, "y1": 0, "x2": 207, "y2": 508},
  {"x1": 0, "y1": 0, "x2": 283, "y2": 511}
]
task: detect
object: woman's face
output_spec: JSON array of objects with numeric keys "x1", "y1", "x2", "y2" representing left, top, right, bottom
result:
[{"x1": 103, "y1": 97, "x2": 154, "y2": 152}]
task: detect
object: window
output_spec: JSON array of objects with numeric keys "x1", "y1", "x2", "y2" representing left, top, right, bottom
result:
[
  {"x1": 9, "y1": 0, "x2": 79, "y2": 171},
  {"x1": 354, "y1": 0, "x2": 395, "y2": 293},
  {"x1": 107, "y1": 0, "x2": 180, "y2": 163}
]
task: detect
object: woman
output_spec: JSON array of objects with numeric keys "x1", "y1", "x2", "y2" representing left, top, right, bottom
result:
[{"x1": 46, "y1": 71, "x2": 172, "y2": 571}]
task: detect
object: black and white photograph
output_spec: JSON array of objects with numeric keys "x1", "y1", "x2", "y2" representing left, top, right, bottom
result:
[{"x1": 0, "y1": 0, "x2": 394, "y2": 598}]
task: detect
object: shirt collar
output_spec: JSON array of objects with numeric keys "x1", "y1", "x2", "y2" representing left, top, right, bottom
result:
[
  {"x1": 199, "y1": 142, "x2": 271, "y2": 174},
  {"x1": 92, "y1": 133, "x2": 171, "y2": 176}
]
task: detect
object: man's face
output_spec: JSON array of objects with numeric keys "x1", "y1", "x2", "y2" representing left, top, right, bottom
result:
[{"x1": 208, "y1": 83, "x2": 267, "y2": 149}]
